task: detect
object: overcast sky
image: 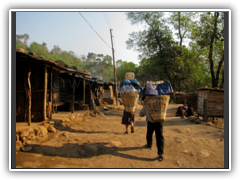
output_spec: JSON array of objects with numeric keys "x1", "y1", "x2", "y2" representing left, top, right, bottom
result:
[{"x1": 16, "y1": 11, "x2": 148, "y2": 65}]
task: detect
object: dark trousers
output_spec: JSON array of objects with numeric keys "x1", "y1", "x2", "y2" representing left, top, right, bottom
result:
[{"x1": 146, "y1": 121, "x2": 164, "y2": 155}]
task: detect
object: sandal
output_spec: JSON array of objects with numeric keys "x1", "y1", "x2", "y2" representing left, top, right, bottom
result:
[{"x1": 125, "y1": 131, "x2": 128, "y2": 134}]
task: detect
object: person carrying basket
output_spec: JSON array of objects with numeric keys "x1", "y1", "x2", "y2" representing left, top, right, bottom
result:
[
  {"x1": 139, "y1": 81, "x2": 174, "y2": 162},
  {"x1": 139, "y1": 96, "x2": 164, "y2": 162}
]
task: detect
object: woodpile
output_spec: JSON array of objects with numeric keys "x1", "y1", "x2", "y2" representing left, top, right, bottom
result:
[{"x1": 175, "y1": 92, "x2": 198, "y2": 110}]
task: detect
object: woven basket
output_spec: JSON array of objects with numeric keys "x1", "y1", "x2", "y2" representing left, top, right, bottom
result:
[
  {"x1": 125, "y1": 72, "x2": 135, "y2": 80},
  {"x1": 144, "y1": 95, "x2": 170, "y2": 122},
  {"x1": 120, "y1": 93, "x2": 139, "y2": 112}
]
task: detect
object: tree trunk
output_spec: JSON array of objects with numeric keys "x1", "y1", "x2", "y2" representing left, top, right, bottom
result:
[
  {"x1": 209, "y1": 12, "x2": 219, "y2": 88},
  {"x1": 219, "y1": 69, "x2": 224, "y2": 88}
]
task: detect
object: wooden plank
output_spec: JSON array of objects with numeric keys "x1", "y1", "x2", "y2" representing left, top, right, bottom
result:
[
  {"x1": 208, "y1": 98, "x2": 224, "y2": 102},
  {"x1": 208, "y1": 101, "x2": 224, "y2": 107},
  {"x1": 204, "y1": 99, "x2": 208, "y2": 123},
  {"x1": 27, "y1": 63, "x2": 31, "y2": 126},
  {"x1": 43, "y1": 66, "x2": 47, "y2": 121},
  {"x1": 72, "y1": 73, "x2": 75, "y2": 113},
  {"x1": 207, "y1": 111, "x2": 224, "y2": 117}
]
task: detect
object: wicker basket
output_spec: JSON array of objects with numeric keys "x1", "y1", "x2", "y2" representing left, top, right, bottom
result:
[
  {"x1": 120, "y1": 85, "x2": 139, "y2": 112},
  {"x1": 144, "y1": 95, "x2": 170, "y2": 122},
  {"x1": 125, "y1": 72, "x2": 135, "y2": 80}
]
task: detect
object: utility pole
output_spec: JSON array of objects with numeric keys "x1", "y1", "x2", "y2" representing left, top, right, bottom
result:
[{"x1": 110, "y1": 29, "x2": 118, "y2": 105}]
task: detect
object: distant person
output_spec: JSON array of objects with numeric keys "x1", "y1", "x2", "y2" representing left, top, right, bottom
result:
[
  {"x1": 176, "y1": 101, "x2": 195, "y2": 118},
  {"x1": 121, "y1": 110, "x2": 135, "y2": 134},
  {"x1": 139, "y1": 96, "x2": 164, "y2": 162}
]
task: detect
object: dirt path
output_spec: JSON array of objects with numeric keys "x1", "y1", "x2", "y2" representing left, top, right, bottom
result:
[{"x1": 16, "y1": 103, "x2": 224, "y2": 169}]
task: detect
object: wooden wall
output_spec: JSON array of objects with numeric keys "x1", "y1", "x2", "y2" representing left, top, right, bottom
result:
[
  {"x1": 16, "y1": 60, "x2": 45, "y2": 122},
  {"x1": 197, "y1": 89, "x2": 224, "y2": 117},
  {"x1": 16, "y1": 60, "x2": 27, "y2": 122},
  {"x1": 197, "y1": 90, "x2": 208, "y2": 116},
  {"x1": 31, "y1": 63, "x2": 45, "y2": 122},
  {"x1": 207, "y1": 90, "x2": 224, "y2": 117},
  {"x1": 52, "y1": 70, "x2": 60, "y2": 104}
]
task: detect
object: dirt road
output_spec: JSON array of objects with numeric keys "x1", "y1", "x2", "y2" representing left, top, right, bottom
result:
[{"x1": 16, "y1": 103, "x2": 224, "y2": 169}]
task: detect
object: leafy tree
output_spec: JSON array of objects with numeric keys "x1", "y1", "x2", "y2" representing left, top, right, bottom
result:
[
  {"x1": 82, "y1": 53, "x2": 114, "y2": 81},
  {"x1": 16, "y1": 34, "x2": 83, "y2": 69},
  {"x1": 169, "y1": 12, "x2": 196, "y2": 46},
  {"x1": 125, "y1": 11, "x2": 217, "y2": 100},
  {"x1": 116, "y1": 60, "x2": 137, "y2": 83},
  {"x1": 50, "y1": 45, "x2": 62, "y2": 56},
  {"x1": 191, "y1": 12, "x2": 224, "y2": 88},
  {"x1": 16, "y1": 33, "x2": 29, "y2": 52},
  {"x1": 126, "y1": 12, "x2": 184, "y2": 92},
  {"x1": 87, "y1": 52, "x2": 97, "y2": 62}
]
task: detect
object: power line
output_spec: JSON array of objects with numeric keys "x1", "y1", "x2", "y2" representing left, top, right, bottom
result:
[
  {"x1": 78, "y1": 12, "x2": 111, "y2": 49},
  {"x1": 105, "y1": 12, "x2": 112, "y2": 29},
  {"x1": 103, "y1": 12, "x2": 111, "y2": 29}
]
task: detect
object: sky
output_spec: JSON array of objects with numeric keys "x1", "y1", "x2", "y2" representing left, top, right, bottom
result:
[{"x1": 16, "y1": 11, "x2": 147, "y2": 65}]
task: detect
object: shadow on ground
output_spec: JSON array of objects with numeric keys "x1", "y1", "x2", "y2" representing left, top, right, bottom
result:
[
  {"x1": 134, "y1": 118, "x2": 197, "y2": 127},
  {"x1": 25, "y1": 142, "x2": 158, "y2": 162},
  {"x1": 52, "y1": 118, "x2": 126, "y2": 135}
]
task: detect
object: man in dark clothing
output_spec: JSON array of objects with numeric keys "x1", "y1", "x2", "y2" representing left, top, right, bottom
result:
[
  {"x1": 139, "y1": 105, "x2": 164, "y2": 162},
  {"x1": 176, "y1": 103, "x2": 195, "y2": 118}
]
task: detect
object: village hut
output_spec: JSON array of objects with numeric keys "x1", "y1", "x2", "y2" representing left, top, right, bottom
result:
[
  {"x1": 197, "y1": 87, "x2": 224, "y2": 122},
  {"x1": 16, "y1": 49, "x2": 92, "y2": 125}
]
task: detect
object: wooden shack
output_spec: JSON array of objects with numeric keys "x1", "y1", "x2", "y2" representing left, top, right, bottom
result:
[
  {"x1": 57, "y1": 73, "x2": 100, "y2": 111},
  {"x1": 16, "y1": 49, "x2": 92, "y2": 125},
  {"x1": 197, "y1": 88, "x2": 224, "y2": 121},
  {"x1": 103, "y1": 82, "x2": 116, "y2": 105}
]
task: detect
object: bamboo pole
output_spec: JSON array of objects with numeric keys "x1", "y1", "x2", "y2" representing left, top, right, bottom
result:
[
  {"x1": 50, "y1": 67, "x2": 53, "y2": 119},
  {"x1": 27, "y1": 63, "x2": 31, "y2": 126},
  {"x1": 24, "y1": 64, "x2": 27, "y2": 122},
  {"x1": 43, "y1": 66, "x2": 47, "y2": 121},
  {"x1": 72, "y1": 73, "x2": 75, "y2": 113},
  {"x1": 83, "y1": 76, "x2": 85, "y2": 104}
]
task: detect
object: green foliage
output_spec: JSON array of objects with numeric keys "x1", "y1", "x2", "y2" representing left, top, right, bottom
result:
[
  {"x1": 16, "y1": 34, "x2": 82, "y2": 69},
  {"x1": 191, "y1": 12, "x2": 224, "y2": 87},
  {"x1": 168, "y1": 12, "x2": 196, "y2": 46},
  {"x1": 125, "y1": 11, "x2": 221, "y2": 92},
  {"x1": 82, "y1": 54, "x2": 115, "y2": 82},
  {"x1": 116, "y1": 60, "x2": 138, "y2": 82}
]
